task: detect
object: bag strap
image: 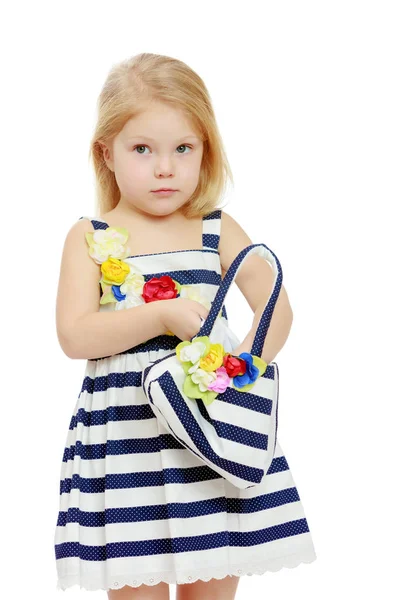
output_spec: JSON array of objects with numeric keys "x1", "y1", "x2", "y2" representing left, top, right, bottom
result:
[{"x1": 194, "y1": 243, "x2": 283, "y2": 358}]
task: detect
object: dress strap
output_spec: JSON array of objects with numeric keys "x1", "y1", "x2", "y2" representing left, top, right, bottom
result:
[
  {"x1": 202, "y1": 209, "x2": 222, "y2": 250},
  {"x1": 78, "y1": 215, "x2": 110, "y2": 230}
]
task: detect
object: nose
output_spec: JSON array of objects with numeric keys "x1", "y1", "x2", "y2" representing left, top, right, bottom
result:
[{"x1": 155, "y1": 157, "x2": 174, "y2": 178}]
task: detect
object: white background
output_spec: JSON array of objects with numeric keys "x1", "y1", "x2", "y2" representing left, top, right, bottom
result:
[{"x1": 1, "y1": 1, "x2": 415, "y2": 598}]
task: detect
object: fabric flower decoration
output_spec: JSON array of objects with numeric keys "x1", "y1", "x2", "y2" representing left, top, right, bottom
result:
[
  {"x1": 207, "y1": 366, "x2": 230, "y2": 393},
  {"x1": 119, "y1": 267, "x2": 145, "y2": 296},
  {"x1": 175, "y1": 336, "x2": 268, "y2": 403},
  {"x1": 85, "y1": 225, "x2": 134, "y2": 306},
  {"x1": 223, "y1": 354, "x2": 247, "y2": 378},
  {"x1": 85, "y1": 226, "x2": 130, "y2": 263},
  {"x1": 142, "y1": 276, "x2": 181, "y2": 303},
  {"x1": 198, "y1": 343, "x2": 224, "y2": 372},
  {"x1": 190, "y1": 368, "x2": 217, "y2": 392},
  {"x1": 99, "y1": 257, "x2": 131, "y2": 304},
  {"x1": 98, "y1": 260, "x2": 146, "y2": 307},
  {"x1": 231, "y1": 353, "x2": 268, "y2": 392},
  {"x1": 85, "y1": 224, "x2": 212, "y2": 328},
  {"x1": 176, "y1": 337, "x2": 217, "y2": 405},
  {"x1": 177, "y1": 339, "x2": 207, "y2": 366},
  {"x1": 233, "y1": 353, "x2": 260, "y2": 388},
  {"x1": 114, "y1": 267, "x2": 146, "y2": 310}
]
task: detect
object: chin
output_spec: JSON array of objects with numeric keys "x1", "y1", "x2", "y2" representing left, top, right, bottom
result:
[{"x1": 146, "y1": 202, "x2": 181, "y2": 217}]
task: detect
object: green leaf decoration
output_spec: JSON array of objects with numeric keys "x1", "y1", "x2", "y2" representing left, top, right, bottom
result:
[
  {"x1": 100, "y1": 290, "x2": 117, "y2": 304},
  {"x1": 201, "y1": 390, "x2": 219, "y2": 405},
  {"x1": 232, "y1": 380, "x2": 256, "y2": 393},
  {"x1": 182, "y1": 375, "x2": 218, "y2": 404},
  {"x1": 252, "y1": 355, "x2": 268, "y2": 377},
  {"x1": 181, "y1": 361, "x2": 193, "y2": 375},
  {"x1": 191, "y1": 336, "x2": 211, "y2": 356},
  {"x1": 173, "y1": 279, "x2": 182, "y2": 294},
  {"x1": 176, "y1": 340, "x2": 190, "y2": 360},
  {"x1": 183, "y1": 375, "x2": 204, "y2": 399}
]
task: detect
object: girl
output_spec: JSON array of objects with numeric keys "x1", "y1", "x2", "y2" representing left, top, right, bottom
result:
[{"x1": 54, "y1": 52, "x2": 317, "y2": 598}]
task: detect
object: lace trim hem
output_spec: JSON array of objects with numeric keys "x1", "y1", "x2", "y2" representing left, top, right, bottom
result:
[{"x1": 56, "y1": 548, "x2": 317, "y2": 592}]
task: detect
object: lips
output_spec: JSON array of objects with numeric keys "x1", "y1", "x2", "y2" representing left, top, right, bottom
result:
[{"x1": 152, "y1": 188, "x2": 176, "y2": 192}]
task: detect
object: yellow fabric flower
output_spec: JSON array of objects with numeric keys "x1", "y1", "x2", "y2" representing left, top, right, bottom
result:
[
  {"x1": 100, "y1": 257, "x2": 130, "y2": 286},
  {"x1": 199, "y1": 343, "x2": 224, "y2": 372}
]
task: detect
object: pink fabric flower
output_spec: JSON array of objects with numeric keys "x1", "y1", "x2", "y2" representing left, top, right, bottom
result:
[{"x1": 207, "y1": 366, "x2": 230, "y2": 393}]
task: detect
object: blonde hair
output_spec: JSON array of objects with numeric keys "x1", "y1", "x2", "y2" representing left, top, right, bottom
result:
[{"x1": 88, "y1": 52, "x2": 234, "y2": 219}]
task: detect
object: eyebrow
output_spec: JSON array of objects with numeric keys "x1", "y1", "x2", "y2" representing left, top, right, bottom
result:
[{"x1": 127, "y1": 135, "x2": 199, "y2": 142}]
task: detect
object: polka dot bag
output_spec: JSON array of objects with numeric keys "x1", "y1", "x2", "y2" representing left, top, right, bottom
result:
[{"x1": 143, "y1": 243, "x2": 283, "y2": 489}]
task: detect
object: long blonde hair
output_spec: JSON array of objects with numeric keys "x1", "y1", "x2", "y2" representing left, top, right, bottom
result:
[{"x1": 89, "y1": 52, "x2": 234, "y2": 219}]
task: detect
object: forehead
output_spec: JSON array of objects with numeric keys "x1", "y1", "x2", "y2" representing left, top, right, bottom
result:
[
  {"x1": 121, "y1": 104, "x2": 200, "y2": 141},
  {"x1": 126, "y1": 134, "x2": 199, "y2": 142}
]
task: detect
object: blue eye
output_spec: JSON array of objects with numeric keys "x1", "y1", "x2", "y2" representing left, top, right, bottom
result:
[
  {"x1": 134, "y1": 145, "x2": 149, "y2": 154},
  {"x1": 133, "y1": 144, "x2": 192, "y2": 154},
  {"x1": 176, "y1": 144, "x2": 192, "y2": 154}
]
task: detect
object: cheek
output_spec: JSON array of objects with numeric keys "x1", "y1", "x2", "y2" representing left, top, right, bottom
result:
[
  {"x1": 117, "y1": 156, "x2": 149, "y2": 186},
  {"x1": 181, "y1": 155, "x2": 202, "y2": 181}
]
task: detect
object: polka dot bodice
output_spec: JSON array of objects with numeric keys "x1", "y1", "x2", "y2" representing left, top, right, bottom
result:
[{"x1": 78, "y1": 209, "x2": 227, "y2": 361}]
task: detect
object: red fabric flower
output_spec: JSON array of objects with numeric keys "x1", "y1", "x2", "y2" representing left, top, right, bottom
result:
[
  {"x1": 223, "y1": 354, "x2": 247, "y2": 377},
  {"x1": 142, "y1": 275, "x2": 179, "y2": 303}
]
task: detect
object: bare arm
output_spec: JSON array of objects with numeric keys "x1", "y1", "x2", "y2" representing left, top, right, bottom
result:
[
  {"x1": 218, "y1": 211, "x2": 293, "y2": 363},
  {"x1": 64, "y1": 302, "x2": 167, "y2": 360},
  {"x1": 55, "y1": 219, "x2": 167, "y2": 360}
]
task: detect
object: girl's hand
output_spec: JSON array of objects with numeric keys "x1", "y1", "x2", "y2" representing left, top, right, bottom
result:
[{"x1": 159, "y1": 297, "x2": 209, "y2": 341}]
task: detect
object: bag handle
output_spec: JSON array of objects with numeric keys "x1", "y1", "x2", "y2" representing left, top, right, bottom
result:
[{"x1": 193, "y1": 243, "x2": 283, "y2": 358}]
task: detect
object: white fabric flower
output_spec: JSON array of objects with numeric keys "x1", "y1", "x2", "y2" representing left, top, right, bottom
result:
[
  {"x1": 190, "y1": 368, "x2": 217, "y2": 392},
  {"x1": 188, "y1": 360, "x2": 200, "y2": 374},
  {"x1": 179, "y1": 341, "x2": 206, "y2": 364},
  {"x1": 119, "y1": 267, "x2": 145, "y2": 296},
  {"x1": 113, "y1": 265, "x2": 146, "y2": 310},
  {"x1": 87, "y1": 226, "x2": 131, "y2": 264}
]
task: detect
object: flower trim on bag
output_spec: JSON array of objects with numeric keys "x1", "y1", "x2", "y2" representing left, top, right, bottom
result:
[
  {"x1": 175, "y1": 336, "x2": 268, "y2": 405},
  {"x1": 85, "y1": 225, "x2": 211, "y2": 335}
]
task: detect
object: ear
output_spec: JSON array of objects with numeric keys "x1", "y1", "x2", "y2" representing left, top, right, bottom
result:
[{"x1": 98, "y1": 140, "x2": 115, "y2": 172}]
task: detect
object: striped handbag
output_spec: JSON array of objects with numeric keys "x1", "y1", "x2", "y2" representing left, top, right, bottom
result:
[{"x1": 142, "y1": 243, "x2": 283, "y2": 489}]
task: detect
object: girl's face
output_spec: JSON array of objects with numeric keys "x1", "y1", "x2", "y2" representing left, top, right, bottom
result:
[{"x1": 100, "y1": 101, "x2": 204, "y2": 217}]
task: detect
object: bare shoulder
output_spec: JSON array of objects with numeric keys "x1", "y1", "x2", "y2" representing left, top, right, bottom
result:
[
  {"x1": 59, "y1": 217, "x2": 102, "y2": 266},
  {"x1": 66, "y1": 215, "x2": 98, "y2": 239}
]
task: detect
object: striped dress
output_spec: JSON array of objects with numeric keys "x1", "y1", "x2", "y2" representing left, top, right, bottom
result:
[{"x1": 54, "y1": 209, "x2": 317, "y2": 592}]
